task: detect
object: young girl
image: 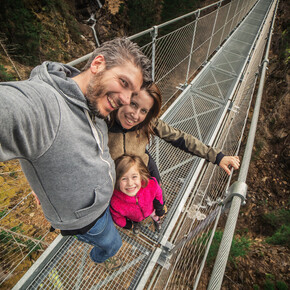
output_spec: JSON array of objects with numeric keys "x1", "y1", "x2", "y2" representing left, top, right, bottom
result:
[{"x1": 110, "y1": 154, "x2": 166, "y2": 234}]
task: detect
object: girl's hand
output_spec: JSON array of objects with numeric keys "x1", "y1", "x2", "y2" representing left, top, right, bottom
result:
[
  {"x1": 219, "y1": 156, "x2": 240, "y2": 175},
  {"x1": 158, "y1": 205, "x2": 168, "y2": 220}
]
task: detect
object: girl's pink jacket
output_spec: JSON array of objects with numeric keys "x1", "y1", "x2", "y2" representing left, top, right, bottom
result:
[{"x1": 110, "y1": 178, "x2": 163, "y2": 228}]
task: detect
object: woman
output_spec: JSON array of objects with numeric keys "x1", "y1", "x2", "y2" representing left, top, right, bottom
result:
[{"x1": 107, "y1": 84, "x2": 240, "y2": 183}]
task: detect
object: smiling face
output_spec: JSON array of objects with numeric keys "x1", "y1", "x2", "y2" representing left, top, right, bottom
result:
[
  {"x1": 117, "y1": 89, "x2": 154, "y2": 129},
  {"x1": 119, "y1": 164, "x2": 142, "y2": 197},
  {"x1": 86, "y1": 57, "x2": 143, "y2": 119}
]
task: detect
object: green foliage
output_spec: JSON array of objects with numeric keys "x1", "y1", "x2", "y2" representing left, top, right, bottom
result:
[
  {"x1": 10, "y1": 224, "x2": 22, "y2": 232},
  {"x1": 206, "y1": 231, "x2": 222, "y2": 264},
  {"x1": 266, "y1": 273, "x2": 275, "y2": 281},
  {"x1": 126, "y1": 0, "x2": 201, "y2": 38},
  {"x1": 276, "y1": 280, "x2": 288, "y2": 290},
  {"x1": 41, "y1": 0, "x2": 81, "y2": 42},
  {"x1": 161, "y1": 0, "x2": 200, "y2": 22},
  {"x1": 252, "y1": 140, "x2": 264, "y2": 160},
  {"x1": 230, "y1": 235, "x2": 251, "y2": 264},
  {"x1": 0, "y1": 224, "x2": 42, "y2": 255},
  {"x1": 285, "y1": 48, "x2": 290, "y2": 65},
  {"x1": 262, "y1": 209, "x2": 290, "y2": 247},
  {"x1": 262, "y1": 209, "x2": 290, "y2": 228},
  {"x1": 0, "y1": 209, "x2": 7, "y2": 219},
  {"x1": 127, "y1": 0, "x2": 159, "y2": 35},
  {"x1": 0, "y1": 0, "x2": 81, "y2": 66},
  {"x1": 9, "y1": 171, "x2": 18, "y2": 179},
  {"x1": 195, "y1": 230, "x2": 251, "y2": 265},
  {"x1": 266, "y1": 224, "x2": 290, "y2": 247},
  {"x1": 280, "y1": 28, "x2": 289, "y2": 64},
  {"x1": 263, "y1": 274, "x2": 288, "y2": 290},
  {"x1": 0, "y1": 64, "x2": 15, "y2": 82},
  {"x1": 236, "y1": 227, "x2": 249, "y2": 235},
  {"x1": 0, "y1": 0, "x2": 42, "y2": 65},
  {"x1": 264, "y1": 279, "x2": 275, "y2": 290}
]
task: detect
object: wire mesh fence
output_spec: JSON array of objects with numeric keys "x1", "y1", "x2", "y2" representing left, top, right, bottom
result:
[
  {"x1": 0, "y1": 161, "x2": 57, "y2": 288},
  {"x1": 0, "y1": 0, "x2": 276, "y2": 288}
]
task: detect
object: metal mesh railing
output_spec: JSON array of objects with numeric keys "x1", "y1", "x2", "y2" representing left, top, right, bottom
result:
[
  {"x1": 0, "y1": 0, "x2": 277, "y2": 288},
  {"x1": 0, "y1": 161, "x2": 57, "y2": 288}
]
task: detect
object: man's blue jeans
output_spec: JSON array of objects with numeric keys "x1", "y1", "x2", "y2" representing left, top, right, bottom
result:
[{"x1": 76, "y1": 207, "x2": 122, "y2": 263}]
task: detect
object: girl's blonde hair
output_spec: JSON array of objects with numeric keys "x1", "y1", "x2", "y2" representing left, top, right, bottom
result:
[{"x1": 115, "y1": 154, "x2": 151, "y2": 191}]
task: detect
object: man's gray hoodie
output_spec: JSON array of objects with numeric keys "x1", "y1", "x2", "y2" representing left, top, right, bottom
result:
[{"x1": 0, "y1": 62, "x2": 116, "y2": 230}]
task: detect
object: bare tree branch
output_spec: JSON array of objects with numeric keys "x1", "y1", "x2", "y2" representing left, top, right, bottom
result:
[{"x1": 0, "y1": 35, "x2": 22, "y2": 80}]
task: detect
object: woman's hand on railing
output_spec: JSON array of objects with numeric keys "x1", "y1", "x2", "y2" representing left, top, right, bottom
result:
[{"x1": 219, "y1": 156, "x2": 240, "y2": 175}]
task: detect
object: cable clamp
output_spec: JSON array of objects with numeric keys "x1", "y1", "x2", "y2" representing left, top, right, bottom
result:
[
  {"x1": 176, "y1": 83, "x2": 187, "y2": 91},
  {"x1": 227, "y1": 101, "x2": 239, "y2": 113},
  {"x1": 222, "y1": 181, "x2": 248, "y2": 206},
  {"x1": 157, "y1": 241, "x2": 173, "y2": 269},
  {"x1": 262, "y1": 58, "x2": 269, "y2": 65},
  {"x1": 150, "y1": 26, "x2": 158, "y2": 39}
]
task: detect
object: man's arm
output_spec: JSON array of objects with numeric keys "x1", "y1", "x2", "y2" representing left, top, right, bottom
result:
[{"x1": 0, "y1": 82, "x2": 60, "y2": 161}]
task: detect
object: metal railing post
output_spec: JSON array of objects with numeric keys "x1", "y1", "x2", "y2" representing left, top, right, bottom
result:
[
  {"x1": 219, "y1": 0, "x2": 232, "y2": 44},
  {"x1": 206, "y1": 1, "x2": 223, "y2": 61},
  {"x1": 245, "y1": 0, "x2": 255, "y2": 20},
  {"x1": 237, "y1": 0, "x2": 246, "y2": 24},
  {"x1": 96, "y1": 0, "x2": 102, "y2": 8},
  {"x1": 229, "y1": 0, "x2": 242, "y2": 33},
  {"x1": 247, "y1": 0, "x2": 255, "y2": 16},
  {"x1": 185, "y1": 10, "x2": 200, "y2": 85},
  {"x1": 207, "y1": 1, "x2": 279, "y2": 288},
  {"x1": 151, "y1": 26, "x2": 158, "y2": 82}
]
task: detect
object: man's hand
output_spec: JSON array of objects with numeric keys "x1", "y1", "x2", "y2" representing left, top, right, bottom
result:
[
  {"x1": 219, "y1": 156, "x2": 240, "y2": 175},
  {"x1": 31, "y1": 191, "x2": 41, "y2": 206}
]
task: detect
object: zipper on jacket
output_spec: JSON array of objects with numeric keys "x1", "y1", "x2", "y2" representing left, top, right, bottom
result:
[
  {"x1": 85, "y1": 110, "x2": 115, "y2": 186},
  {"x1": 94, "y1": 122, "x2": 114, "y2": 185},
  {"x1": 94, "y1": 122, "x2": 104, "y2": 150},
  {"x1": 97, "y1": 125, "x2": 114, "y2": 186},
  {"x1": 135, "y1": 196, "x2": 146, "y2": 219}
]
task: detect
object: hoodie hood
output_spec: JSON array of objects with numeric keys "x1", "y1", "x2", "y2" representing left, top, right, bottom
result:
[{"x1": 30, "y1": 61, "x2": 89, "y2": 110}]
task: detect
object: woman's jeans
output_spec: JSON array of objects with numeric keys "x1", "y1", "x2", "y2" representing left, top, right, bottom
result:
[{"x1": 76, "y1": 207, "x2": 122, "y2": 263}]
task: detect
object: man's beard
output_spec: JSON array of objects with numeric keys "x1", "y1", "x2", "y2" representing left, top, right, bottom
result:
[{"x1": 85, "y1": 72, "x2": 107, "y2": 119}]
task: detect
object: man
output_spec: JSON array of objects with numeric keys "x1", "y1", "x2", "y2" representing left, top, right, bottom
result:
[{"x1": 0, "y1": 37, "x2": 152, "y2": 270}]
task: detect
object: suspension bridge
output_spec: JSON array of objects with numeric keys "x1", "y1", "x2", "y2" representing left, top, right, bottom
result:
[{"x1": 0, "y1": 0, "x2": 279, "y2": 288}]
